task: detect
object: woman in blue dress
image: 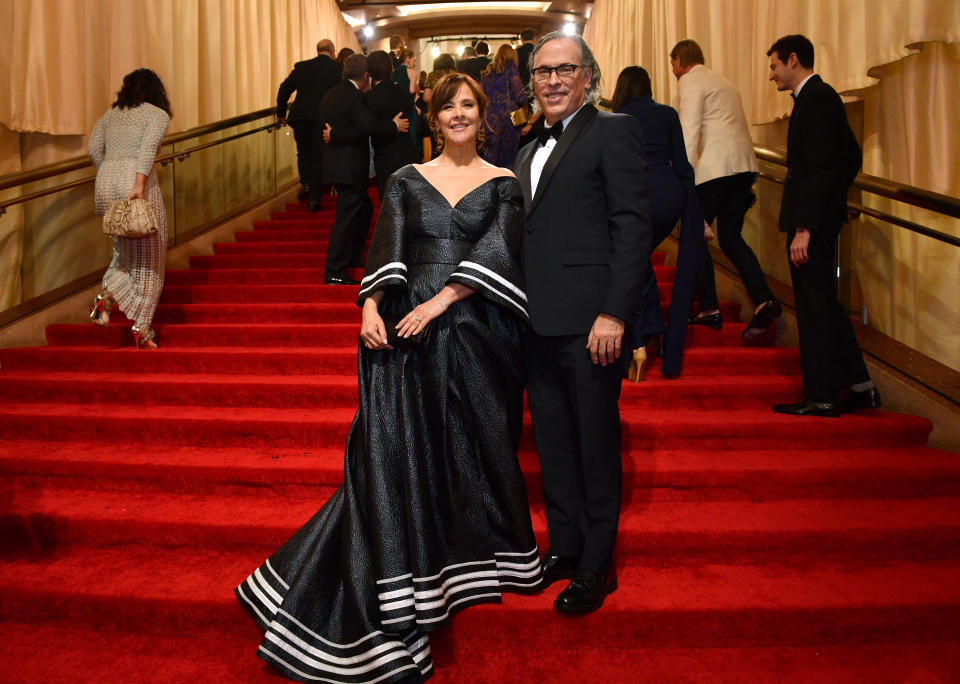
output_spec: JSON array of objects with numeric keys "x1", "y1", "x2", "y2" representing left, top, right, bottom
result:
[{"x1": 612, "y1": 66, "x2": 704, "y2": 378}]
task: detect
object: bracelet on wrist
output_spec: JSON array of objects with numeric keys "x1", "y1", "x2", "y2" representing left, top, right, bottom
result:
[{"x1": 435, "y1": 295, "x2": 447, "y2": 312}]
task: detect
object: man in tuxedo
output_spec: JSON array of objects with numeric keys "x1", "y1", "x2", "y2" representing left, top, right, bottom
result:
[
  {"x1": 767, "y1": 34, "x2": 880, "y2": 417},
  {"x1": 276, "y1": 39, "x2": 342, "y2": 211},
  {"x1": 363, "y1": 51, "x2": 418, "y2": 199},
  {"x1": 458, "y1": 41, "x2": 491, "y2": 82},
  {"x1": 670, "y1": 39, "x2": 781, "y2": 339},
  {"x1": 515, "y1": 31, "x2": 651, "y2": 614},
  {"x1": 320, "y1": 53, "x2": 409, "y2": 285},
  {"x1": 516, "y1": 28, "x2": 536, "y2": 88}
]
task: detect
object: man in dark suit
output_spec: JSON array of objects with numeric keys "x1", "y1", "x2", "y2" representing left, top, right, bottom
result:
[
  {"x1": 515, "y1": 32, "x2": 651, "y2": 613},
  {"x1": 364, "y1": 51, "x2": 418, "y2": 200},
  {"x1": 458, "y1": 41, "x2": 491, "y2": 82},
  {"x1": 767, "y1": 34, "x2": 879, "y2": 417},
  {"x1": 276, "y1": 39, "x2": 342, "y2": 211},
  {"x1": 320, "y1": 53, "x2": 409, "y2": 285},
  {"x1": 516, "y1": 28, "x2": 535, "y2": 88}
]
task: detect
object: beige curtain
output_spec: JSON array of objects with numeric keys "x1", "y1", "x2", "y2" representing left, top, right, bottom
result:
[
  {"x1": 0, "y1": 0, "x2": 359, "y2": 311},
  {"x1": 584, "y1": 0, "x2": 960, "y2": 370}
]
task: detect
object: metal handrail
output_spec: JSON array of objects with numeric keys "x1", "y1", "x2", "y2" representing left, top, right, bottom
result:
[
  {"x1": 0, "y1": 106, "x2": 276, "y2": 192},
  {"x1": 0, "y1": 119, "x2": 281, "y2": 215},
  {"x1": 754, "y1": 145, "x2": 960, "y2": 222}
]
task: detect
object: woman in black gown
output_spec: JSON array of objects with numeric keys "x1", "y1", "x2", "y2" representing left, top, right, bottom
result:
[
  {"x1": 236, "y1": 73, "x2": 541, "y2": 683},
  {"x1": 611, "y1": 66, "x2": 704, "y2": 378}
]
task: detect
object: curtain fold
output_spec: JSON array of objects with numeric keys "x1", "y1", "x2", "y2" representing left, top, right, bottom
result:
[
  {"x1": 0, "y1": 0, "x2": 360, "y2": 312},
  {"x1": 584, "y1": 0, "x2": 960, "y2": 370}
]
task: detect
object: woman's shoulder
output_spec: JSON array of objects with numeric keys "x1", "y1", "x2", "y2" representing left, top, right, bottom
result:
[{"x1": 137, "y1": 102, "x2": 171, "y2": 122}]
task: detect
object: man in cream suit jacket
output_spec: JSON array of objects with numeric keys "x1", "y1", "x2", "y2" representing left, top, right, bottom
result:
[{"x1": 671, "y1": 39, "x2": 781, "y2": 340}]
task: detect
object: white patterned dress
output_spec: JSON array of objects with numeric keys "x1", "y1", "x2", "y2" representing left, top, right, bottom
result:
[{"x1": 88, "y1": 102, "x2": 170, "y2": 328}]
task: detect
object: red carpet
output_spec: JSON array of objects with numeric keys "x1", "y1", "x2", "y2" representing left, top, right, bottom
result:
[{"x1": 1, "y1": 190, "x2": 959, "y2": 682}]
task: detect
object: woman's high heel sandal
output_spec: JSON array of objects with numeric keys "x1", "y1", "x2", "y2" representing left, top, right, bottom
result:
[
  {"x1": 132, "y1": 323, "x2": 159, "y2": 350},
  {"x1": 89, "y1": 292, "x2": 114, "y2": 327}
]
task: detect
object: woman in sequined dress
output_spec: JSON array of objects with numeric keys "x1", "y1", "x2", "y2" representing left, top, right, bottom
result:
[{"x1": 87, "y1": 68, "x2": 171, "y2": 349}]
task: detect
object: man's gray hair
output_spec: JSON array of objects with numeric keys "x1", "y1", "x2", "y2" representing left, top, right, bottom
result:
[
  {"x1": 343, "y1": 53, "x2": 368, "y2": 81},
  {"x1": 527, "y1": 31, "x2": 602, "y2": 106}
]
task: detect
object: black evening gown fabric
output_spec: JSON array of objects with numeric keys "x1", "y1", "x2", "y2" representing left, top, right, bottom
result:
[
  {"x1": 618, "y1": 95, "x2": 703, "y2": 375},
  {"x1": 236, "y1": 165, "x2": 541, "y2": 683}
]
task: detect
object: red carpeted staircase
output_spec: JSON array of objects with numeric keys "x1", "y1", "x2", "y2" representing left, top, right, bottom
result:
[{"x1": 2, "y1": 189, "x2": 959, "y2": 683}]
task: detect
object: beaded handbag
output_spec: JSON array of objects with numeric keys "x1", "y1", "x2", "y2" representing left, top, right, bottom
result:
[{"x1": 102, "y1": 199, "x2": 158, "y2": 238}]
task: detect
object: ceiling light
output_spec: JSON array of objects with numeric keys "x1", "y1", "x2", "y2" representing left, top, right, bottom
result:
[
  {"x1": 362, "y1": 25, "x2": 374, "y2": 38},
  {"x1": 456, "y1": 45, "x2": 465, "y2": 56},
  {"x1": 431, "y1": 45, "x2": 441, "y2": 58},
  {"x1": 398, "y1": 2, "x2": 549, "y2": 15},
  {"x1": 562, "y1": 22, "x2": 577, "y2": 35}
]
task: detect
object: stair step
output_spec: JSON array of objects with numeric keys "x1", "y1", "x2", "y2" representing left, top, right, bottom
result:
[
  {"x1": 2, "y1": 620, "x2": 956, "y2": 684},
  {"x1": 4, "y1": 441, "x2": 957, "y2": 501},
  {"x1": 2, "y1": 547, "x2": 958, "y2": 649},
  {"x1": 0, "y1": 345, "x2": 800, "y2": 376},
  {"x1": 5, "y1": 482, "x2": 960, "y2": 562},
  {"x1": 0, "y1": 403, "x2": 931, "y2": 450},
  {"x1": 0, "y1": 372, "x2": 802, "y2": 410}
]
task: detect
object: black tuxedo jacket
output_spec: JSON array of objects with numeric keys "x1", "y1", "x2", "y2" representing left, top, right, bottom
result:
[
  {"x1": 779, "y1": 74, "x2": 857, "y2": 233},
  {"x1": 515, "y1": 105, "x2": 652, "y2": 336},
  {"x1": 516, "y1": 43, "x2": 534, "y2": 87},
  {"x1": 321, "y1": 80, "x2": 398, "y2": 186},
  {"x1": 458, "y1": 56, "x2": 490, "y2": 83},
  {"x1": 364, "y1": 80, "x2": 417, "y2": 179},
  {"x1": 276, "y1": 55, "x2": 342, "y2": 122}
]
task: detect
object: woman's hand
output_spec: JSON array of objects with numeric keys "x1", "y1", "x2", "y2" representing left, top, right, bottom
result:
[
  {"x1": 703, "y1": 219, "x2": 713, "y2": 241},
  {"x1": 126, "y1": 173, "x2": 147, "y2": 200},
  {"x1": 395, "y1": 297, "x2": 446, "y2": 339},
  {"x1": 361, "y1": 301, "x2": 392, "y2": 350}
]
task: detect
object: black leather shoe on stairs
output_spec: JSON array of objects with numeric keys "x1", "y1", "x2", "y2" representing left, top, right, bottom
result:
[
  {"x1": 554, "y1": 568, "x2": 618, "y2": 614},
  {"x1": 772, "y1": 398, "x2": 841, "y2": 417}
]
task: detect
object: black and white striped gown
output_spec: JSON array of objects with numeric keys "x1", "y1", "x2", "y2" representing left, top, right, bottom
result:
[{"x1": 236, "y1": 166, "x2": 541, "y2": 683}]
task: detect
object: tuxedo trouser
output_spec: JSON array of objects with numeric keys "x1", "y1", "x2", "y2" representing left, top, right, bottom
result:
[
  {"x1": 788, "y1": 225, "x2": 870, "y2": 402},
  {"x1": 694, "y1": 172, "x2": 774, "y2": 310},
  {"x1": 323, "y1": 183, "x2": 372, "y2": 277},
  {"x1": 290, "y1": 120, "x2": 325, "y2": 204},
  {"x1": 524, "y1": 332, "x2": 626, "y2": 572}
]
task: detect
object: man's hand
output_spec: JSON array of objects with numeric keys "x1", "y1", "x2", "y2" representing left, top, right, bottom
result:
[
  {"x1": 322, "y1": 123, "x2": 332, "y2": 144},
  {"x1": 586, "y1": 313, "x2": 625, "y2": 366},
  {"x1": 277, "y1": 116, "x2": 286, "y2": 127},
  {"x1": 704, "y1": 219, "x2": 713, "y2": 241},
  {"x1": 790, "y1": 228, "x2": 811, "y2": 267},
  {"x1": 393, "y1": 112, "x2": 410, "y2": 133}
]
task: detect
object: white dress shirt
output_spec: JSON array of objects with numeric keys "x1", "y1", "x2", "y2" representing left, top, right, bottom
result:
[{"x1": 530, "y1": 105, "x2": 585, "y2": 196}]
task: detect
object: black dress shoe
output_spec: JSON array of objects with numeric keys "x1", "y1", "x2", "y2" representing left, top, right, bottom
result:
[
  {"x1": 554, "y1": 568, "x2": 617, "y2": 614},
  {"x1": 688, "y1": 311, "x2": 722, "y2": 329},
  {"x1": 308, "y1": 201, "x2": 323, "y2": 212},
  {"x1": 844, "y1": 387, "x2": 882, "y2": 412},
  {"x1": 324, "y1": 274, "x2": 360, "y2": 285},
  {"x1": 540, "y1": 552, "x2": 579, "y2": 588},
  {"x1": 772, "y1": 398, "x2": 842, "y2": 417},
  {"x1": 742, "y1": 300, "x2": 782, "y2": 340}
]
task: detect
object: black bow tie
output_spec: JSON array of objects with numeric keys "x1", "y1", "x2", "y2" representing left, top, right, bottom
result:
[{"x1": 538, "y1": 122, "x2": 563, "y2": 146}]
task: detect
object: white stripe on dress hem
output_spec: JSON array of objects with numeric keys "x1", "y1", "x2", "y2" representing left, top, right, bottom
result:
[
  {"x1": 236, "y1": 582, "x2": 273, "y2": 627},
  {"x1": 265, "y1": 558, "x2": 291, "y2": 590},
  {"x1": 266, "y1": 624, "x2": 407, "y2": 671},
  {"x1": 258, "y1": 645, "x2": 422, "y2": 684}
]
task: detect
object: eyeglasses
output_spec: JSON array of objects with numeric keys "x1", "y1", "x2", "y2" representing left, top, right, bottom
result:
[{"x1": 530, "y1": 64, "x2": 582, "y2": 83}]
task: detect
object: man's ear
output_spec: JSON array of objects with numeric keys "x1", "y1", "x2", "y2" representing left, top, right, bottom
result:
[{"x1": 788, "y1": 52, "x2": 799, "y2": 69}]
